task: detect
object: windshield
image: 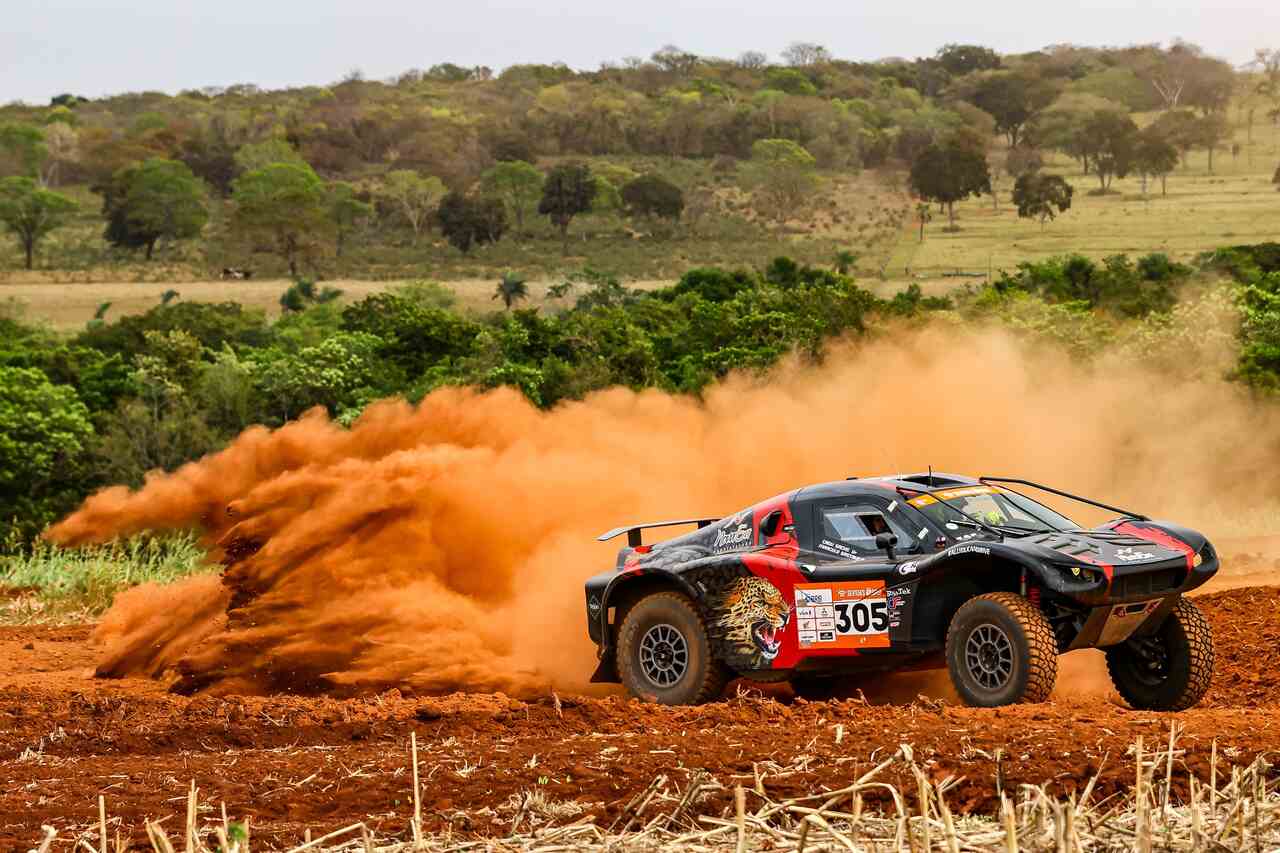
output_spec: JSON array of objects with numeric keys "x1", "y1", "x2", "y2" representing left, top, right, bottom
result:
[{"x1": 907, "y1": 486, "x2": 1079, "y2": 536}]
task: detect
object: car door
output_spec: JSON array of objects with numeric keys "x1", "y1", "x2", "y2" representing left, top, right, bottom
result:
[{"x1": 794, "y1": 497, "x2": 930, "y2": 650}]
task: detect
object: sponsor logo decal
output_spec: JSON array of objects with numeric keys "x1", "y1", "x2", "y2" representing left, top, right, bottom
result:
[
  {"x1": 713, "y1": 522, "x2": 753, "y2": 552},
  {"x1": 793, "y1": 581, "x2": 891, "y2": 650},
  {"x1": 948, "y1": 544, "x2": 990, "y2": 557}
]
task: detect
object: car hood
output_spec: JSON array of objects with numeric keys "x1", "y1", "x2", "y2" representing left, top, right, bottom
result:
[{"x1": 1014, "y1": 522, "x2": 1201, "y2": 569}]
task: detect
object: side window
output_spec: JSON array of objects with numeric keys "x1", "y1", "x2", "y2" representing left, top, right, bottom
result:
[{"x1": 814, "y1": 503, "x2": 921, "y2": 559}]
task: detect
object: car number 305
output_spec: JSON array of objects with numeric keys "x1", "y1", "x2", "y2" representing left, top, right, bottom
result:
[{"x1": 835, "y1": 600, "x2": 889, "y2": 634}]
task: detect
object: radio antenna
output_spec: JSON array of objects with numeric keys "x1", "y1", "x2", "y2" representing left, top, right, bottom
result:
[{"x1": 928, "y1": 464, "x2": 934, "y2": 486}]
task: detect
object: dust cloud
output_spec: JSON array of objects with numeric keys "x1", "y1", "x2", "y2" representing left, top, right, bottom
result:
[{"x1": 47, "y1": 325, "x2": 1280, "y2": 697}]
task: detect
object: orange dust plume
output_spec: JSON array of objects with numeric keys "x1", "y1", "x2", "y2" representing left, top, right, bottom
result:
[{"x1": 48, "y1": 325, "x2": 1280, "y2": 697}]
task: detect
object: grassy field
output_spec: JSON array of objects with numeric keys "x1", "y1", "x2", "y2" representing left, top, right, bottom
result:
[
  {"x1": 888, "y1": 117, "x2": 1280, "y2": 277},
  {"x1": 1, "y1": 116, "x2": 1276, "y2": 328},
  {"x1": 0, "y1": 534, "x2": 208, "y2": 623}
]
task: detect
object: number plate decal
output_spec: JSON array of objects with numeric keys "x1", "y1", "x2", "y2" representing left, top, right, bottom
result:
[{"x1": 793, "y1": 581, "x2": 891, "y2": 649}]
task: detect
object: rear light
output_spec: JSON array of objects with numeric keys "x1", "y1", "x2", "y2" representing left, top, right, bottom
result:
[{"x1": 634, "y1": 545, "x2": 652, "y2": 554}]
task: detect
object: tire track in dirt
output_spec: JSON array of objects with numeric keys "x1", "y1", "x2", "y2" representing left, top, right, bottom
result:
[{"x1": 0, "y1": 585, "x2": 1277, "y2": 846}]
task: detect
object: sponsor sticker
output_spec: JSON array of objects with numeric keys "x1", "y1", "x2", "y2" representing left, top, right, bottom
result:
[
  {"x1": 793, "y1": 581, "x2": 891, "y2": 650},
  {"x1": 949, "y1": 544, "x2": 991, "y2": 557}
]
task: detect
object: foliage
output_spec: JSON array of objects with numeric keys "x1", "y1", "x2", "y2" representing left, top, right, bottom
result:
[
  {"x1": 962, "y1": 70, "x2": 1059, "y2": 146},
  {"x1": 993, "y1": 252, "x2": 1185, "y2": 317},
  {"x1": 1133, "y1": 131, "x2": 1180, "y2": 196},
  {"x1": 0, "y1": 124, "x2": 47, "y2": 178},
  {"x1": 745, "y1": 139, "x2": 818, "y2": 222},
  {"x1": 0, "y1": 176, "x2": 77, "y2": 269},
  {"x1": 437, "y1": 192, "x2": 507, "y2": 254},
  {"x1": 1012, "y1": 173, "x2": 1074, "y2": 229},
  {"x1": 0, "y1": 533, "x2": 208, "y2": 618},
  {"x1": 538, "y1": 163, "x2": 596, "y2": 254},
  {"x1": 620, "y1": 174, "x2": 684, "y2": 224},
  {"x1": 231, "y1": 162, "x2": 330, "y2": 277},
  {"x1": 232, "y1": 138, "x2": 306, "y2": 174},
  {"x1": 908, "y1": 133, "x2": 990, "y2": 228},
  {"x1": 280, "y1": 278, "x2": 343, "y2": 313},
  {"x1": 0, "y1": 367, "x2": 94, "y2": 542},
  {"x1": 1079, "y1": 111, "x2": 1138, "y2": 192},
  {"x1": 479, "y1": 161, "x2": 543, "y2": 234},
  {"x1": 378, "y1": 170, "x2": 446, "y2": 242},
  {"x1": 98, "y1": 158, "x2": 208, "y2": 260},
  {"x1": 327, "y1": 181, "x2": 373, "y2": 257},
  {"x1": 494, "y1": 272, "x2": 530, "y2": 310}
]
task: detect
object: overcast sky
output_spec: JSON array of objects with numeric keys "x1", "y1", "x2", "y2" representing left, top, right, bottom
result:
[{"x1": 2, "y1": 0, "x2": 1271, "y2": 104}]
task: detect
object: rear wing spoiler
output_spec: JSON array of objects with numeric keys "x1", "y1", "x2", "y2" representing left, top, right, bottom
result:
[{"x1": 596, "y1": 517, "x2": 719, "y2": 548}]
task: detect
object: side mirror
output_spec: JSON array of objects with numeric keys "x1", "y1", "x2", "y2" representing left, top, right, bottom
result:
[
  {"x1": 759, "y1": 510, "x2": 782, "y2": 538},
  {"x1": 875, "y1": 532, "x2": 898, "y2": 559}
]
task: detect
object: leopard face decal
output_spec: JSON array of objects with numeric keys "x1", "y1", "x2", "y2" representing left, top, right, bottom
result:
[{"x1": 715, "y1": 576, "x2": 790, "y2": 663}]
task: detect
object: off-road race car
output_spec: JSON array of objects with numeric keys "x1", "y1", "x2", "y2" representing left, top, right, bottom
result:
[{"x1": 584, "y1": 474, "x2": 1218, "y2": 709}]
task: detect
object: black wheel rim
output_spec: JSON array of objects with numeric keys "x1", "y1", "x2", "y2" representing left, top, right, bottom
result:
[
  {"x1": 965, "y1": 623, "x2": 1014, "y2": 691},
  {"x1": 1126, "y1": 636, "x2": 1171, "y2": 686},
  {"x1": 639, "y1": 623, "x2": 689, "y2": 688}
]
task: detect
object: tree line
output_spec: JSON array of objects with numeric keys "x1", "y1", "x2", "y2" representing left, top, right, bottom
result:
[
  {"x1": 0, "y1": 40, "x2": 1275, "y2": 272},
  {"x1": 6, "y1": 240, "x2": 1280, "y2": 545}
]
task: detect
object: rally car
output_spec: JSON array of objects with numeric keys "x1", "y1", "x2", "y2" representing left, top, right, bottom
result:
[{"x1": 584, "y1": 474, "x2": 1218, "y2": 709}]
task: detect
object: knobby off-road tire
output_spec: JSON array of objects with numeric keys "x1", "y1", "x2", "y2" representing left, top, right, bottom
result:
[
  {"x1": 945, "y1": 592, "x2": 1058, "y2": 707},
  {"x1": 617, "y1": 591, "x2": 730, "y2": 705},
  {"x1": 1105, "y1": 596, "x2": 1214, "y2": 711}
]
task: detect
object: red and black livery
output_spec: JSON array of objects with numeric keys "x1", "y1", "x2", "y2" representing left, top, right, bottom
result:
[{"x1": 584, "y1": 473, "x2": 1218, "y2": 709}]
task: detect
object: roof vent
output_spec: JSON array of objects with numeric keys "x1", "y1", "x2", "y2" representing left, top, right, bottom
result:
[{"x1": 900, "y1": 473, "x2": 970, "y2": 487}]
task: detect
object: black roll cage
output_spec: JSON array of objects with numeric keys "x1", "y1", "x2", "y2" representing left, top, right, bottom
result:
[{"x1": 979, "y1": 477, "x2": 1149, "y2": 522}]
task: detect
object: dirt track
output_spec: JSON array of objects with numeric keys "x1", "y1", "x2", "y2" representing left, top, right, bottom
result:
[{"x1": 0, "y1": 584, "x2": 1276, "y2": 849}]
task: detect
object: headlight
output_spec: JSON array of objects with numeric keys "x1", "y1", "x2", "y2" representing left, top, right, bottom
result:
[{"x1": 1193, "y1": 551, "x2": 1204, "y2": 568}]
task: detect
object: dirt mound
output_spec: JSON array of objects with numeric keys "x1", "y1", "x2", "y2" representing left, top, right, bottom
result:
[{"x1": 1197, "y1": 585, "x2": 1280, "y2": 707}]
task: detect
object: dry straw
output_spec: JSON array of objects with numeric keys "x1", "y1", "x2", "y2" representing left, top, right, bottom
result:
[{"x1": 31, "y1": 722, "x2": 1280, "y2": 852}]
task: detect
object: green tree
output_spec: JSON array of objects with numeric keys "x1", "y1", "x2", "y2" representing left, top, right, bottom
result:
[
  {"x1": 908, "y1": 134, "x2": 990, "y2": 229},
  {"x1": 479, "y1": 161, "x2": 543, "y2": 235},
  {"x1": 1012, "y1": 173, "x2": 1074, "y2": 229},
  {"x1": 1147, "y1": 109, "x2": 1200, "y2": 167},
  {"x1": 231, "y1": 163, "x2": 330, "y2": 278},
  {"x1": 1079, "y1": 111, "x2": 1138, "y2": 192},
  {"x1": 0, "y1": 176, "x2": 77, "y2": 269},
  {"x1": 1191, "y1": 113, "x2": 1231, "y2": 174},
  {"x1": 233, "y1": 138, "x2": 305, "y2": 174},
  {"x1": 0, "y1": 366, "x2": 94, "y2": 541},
  {"x1": 964, "y1": 71, "x2": 1059, "y2": 147},
  {"x1": 378, "y1": 170, "x2": 446, "y2": 243},
  {"x1": 746, "y1": 139, "x2": 819, "y2": 222},
  {"x1": 438, "y1": 192, "x2": 507, "y2": 254},
  {"x1": 0, "y1": 124, "x2": 48, "y2": 178},
  {"x1": 935, "y1": 44, "x2": 1002, "y2": 76},
  {"x1": 100, "y1": 158, "x2": 209, "y2": 260},
  {"x1": 1133, "y1": 131, "x2": 1179, "y2": 196},
  {"x1": 493, "y1": 272, "x2": 530, "y2": 310},
  {"x1": 538, "y1": 163, "x2": 596, "y2": 255},
  {"x1": 326, "y1": 181, "x2": 372, "y2": 257},
  {"x1": 620, "y1": 174, "x2": 685, "y2": 227}
]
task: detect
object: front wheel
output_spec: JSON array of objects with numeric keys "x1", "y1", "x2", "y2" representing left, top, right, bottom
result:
[
  {"x1": 1105, "y1": 597, "x2": 1214, "y2": 711},
  {"x1": 616, "y1": 592, "x2": 729, "y2": 705},
  {"x1": 945, "y1": 592, "x2": 1058, "y2": 707}
]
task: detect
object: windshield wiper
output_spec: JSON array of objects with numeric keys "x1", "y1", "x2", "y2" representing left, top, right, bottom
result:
[
  {"x1": 944, "y1": 517, "x2": 1032, "y2": 538},
  {"x1": 919, "y1": 495, "x2": 1005, "y2": 541}
]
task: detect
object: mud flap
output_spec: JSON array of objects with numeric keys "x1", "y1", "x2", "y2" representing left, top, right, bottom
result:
[{"x1": 590, "y1": 648, "x2": 619, "y2": 683}]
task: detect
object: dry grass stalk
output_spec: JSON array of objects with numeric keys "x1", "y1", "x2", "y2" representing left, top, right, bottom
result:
[{"x1": 47, "y1": 734, "x2": 1280, "y2": 852}]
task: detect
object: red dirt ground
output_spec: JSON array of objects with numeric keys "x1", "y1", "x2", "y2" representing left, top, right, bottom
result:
[{"x1": 0, "y1": 585, "x2": 1277, "y2": 849}]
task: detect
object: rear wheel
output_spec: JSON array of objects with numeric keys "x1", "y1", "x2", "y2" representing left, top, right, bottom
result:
[
  {"x1": 946, "y1": 592, "x2": 1057, "y2": 707},
  {"x1": 1105, "y1": 597, "x2": 1214, "y2": 711},
  {"x1": 617, "y1": 592, "x2": 729, "y2": 705}
]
